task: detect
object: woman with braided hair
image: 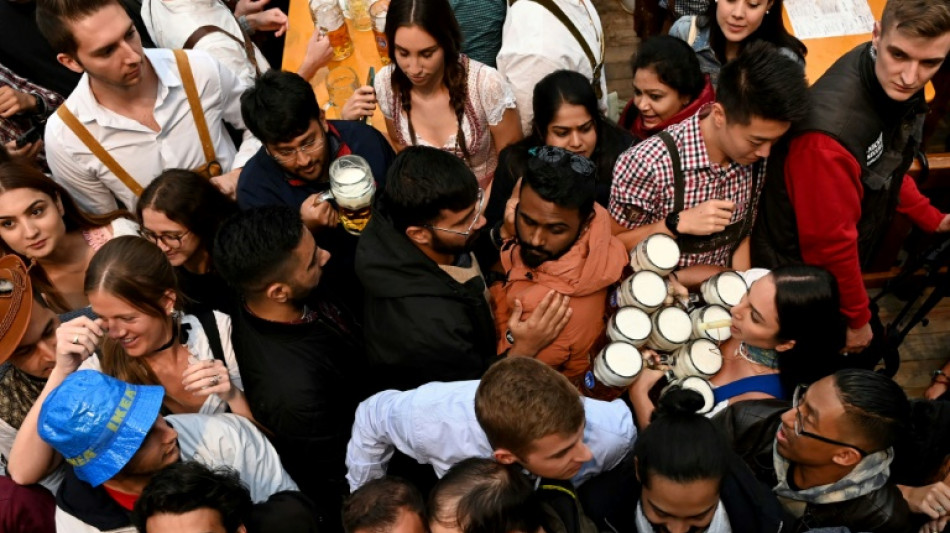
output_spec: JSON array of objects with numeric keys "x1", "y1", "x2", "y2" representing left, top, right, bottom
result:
[{"x1": 373, "y1": 0, "x2": 523, "y2": 190}]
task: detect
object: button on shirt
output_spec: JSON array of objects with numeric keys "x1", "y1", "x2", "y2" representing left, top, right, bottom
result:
[
  {"x1": 609, "y1": 109, "x2": 765, "y2": 268},
  {"x1": 496, "y1": 0, "x2": 607, "y2": 135},
  {"x1": 44, "y1": 48, "x2": 261, "y2": 213},
  {"x1": 345, "y1": 380, "x2": 636, "y2": 491}
]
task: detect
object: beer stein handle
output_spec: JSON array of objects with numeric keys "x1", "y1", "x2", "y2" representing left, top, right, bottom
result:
[{"x1": 316, "y1": 190, "x2": 334, "y2": 202}]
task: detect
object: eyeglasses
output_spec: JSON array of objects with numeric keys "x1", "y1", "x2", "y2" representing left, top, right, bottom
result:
[
  {"x1": 528, "y1": 145, "x2": 596, "y2": 176},
  {"x1": 791, "y1": 385, "x2": 870, "y2": 457},
  {"x1": 425, "y1": 188, "x2": 485, "y2": 237},
  {"x1": 268, "y1": 133, "x2": 326, "y2": 164},
  {"x1": 140, "y1": 229, "x2": 191, "y2": 248}
]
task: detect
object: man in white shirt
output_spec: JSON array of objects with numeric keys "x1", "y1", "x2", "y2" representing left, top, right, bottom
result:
[
  {"x1": 35, "y1": 371, "x2": 299, "y2": 533},
  {"x1": 37, "y1": 0, "x2": 261, "y2": 213},
  {"x1": 496, "y1": 0, "x2": 607, "y2": 134},
  {"x1": 346, "y1": 357, "x2": 635, "y2": 492}
]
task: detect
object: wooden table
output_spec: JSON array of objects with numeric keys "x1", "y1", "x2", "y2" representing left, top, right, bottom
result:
[{"x1": 281, "y1": 0, "x2": 389, "y2": 134}]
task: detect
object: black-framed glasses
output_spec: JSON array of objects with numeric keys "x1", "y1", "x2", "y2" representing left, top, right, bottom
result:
[
  {"x1": 140, "y1": 229, "x2": 191, "y2": 249},
  {"x1": 425, "y1": 188, "x2": 485, "y2": 237},
  {"x1": 528, "y1": 145, "x2": 596, "y2": 176},
  {"x1": 792, "y1": 385, "x2": 870, "y2": 457}
]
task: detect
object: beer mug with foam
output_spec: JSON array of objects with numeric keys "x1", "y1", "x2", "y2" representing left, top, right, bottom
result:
[
  {"x1": 689, "y1": 305, "x2": 732, "y2": 343},
  {"x1": 607, "y1": 307, "x2": 652, "y2": 347},
  {"x1": 671, "y1": 339, "x2": 723, "y2": 379},
  {"x1": 647, "y1": 306, "x2": 692, "y2": 352},
  {"x1": 328, "y1": 155, "x2": 376, "y2": 235},
  {"x1": 662, "y1": 376, "x2": 716, "y2": 414},
  {"x1": 583, "y1": 341, "x2": 643, "y2": 401},
  {"x1": 630, "y1": 233, "x2": 680, "y2": 276},
  {"x1": 612, "y1": 270, "x2": 668, "y2": 312},
  {"x1": 700, "y1": 271, "x2": 747, "y2": 309}
]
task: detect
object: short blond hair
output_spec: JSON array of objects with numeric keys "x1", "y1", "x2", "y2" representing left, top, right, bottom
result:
[
  {"x1": 881, "y1": 0, "x2": 950, "y2": 38},
  {"x1": 474, "y1": 358, "x2": 585, "y2": 458}
]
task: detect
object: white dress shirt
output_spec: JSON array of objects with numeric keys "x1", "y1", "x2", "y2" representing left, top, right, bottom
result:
[
  {"x1": 141, "y1": 0, "x2": 270, "y2": 86},
  {"x1": 496, "y1": 0, "x2": 607, "y2": 135},
  {"x1": 345, "y1": 380, "x2": 636, "y2": 491},
  {"x1": 45, "y1": 48, "x2": 261, "y2": 213},
  {"x1": 55, "y1": 413, "x2": 298, "y2": 533}
]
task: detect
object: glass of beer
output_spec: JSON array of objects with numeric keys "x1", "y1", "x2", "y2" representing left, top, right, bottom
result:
[
  {"x1": 329, "y1": 155, "x2": 376, "y2": 235},
  {"x1": 326, "y1": 66, "x2": 358, "y2": 119},
  {"x1": 349, "y1": 0, "x2": 372, "y2": 31},
  {"x1": 369, "y1": 0, "x2": 390, "y2": 65},
  {"x1": 315, "y1": 3, "x2": 353, "y2": 61}
]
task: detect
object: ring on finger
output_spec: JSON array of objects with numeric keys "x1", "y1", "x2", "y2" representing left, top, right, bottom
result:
[
  {"x1": 72, "y1": 334, "x2": 81, "y2": 345},
  {"x1": 936, "y1": 506, "x2": 946, "y2": 515},
  {"x1": 209, "y1": 374, "x2": 220, "y2": 386}
]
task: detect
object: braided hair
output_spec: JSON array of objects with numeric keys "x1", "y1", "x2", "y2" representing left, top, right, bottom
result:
[{"x1": 385, "y1": 0, "x2": 472, "y2": 164}]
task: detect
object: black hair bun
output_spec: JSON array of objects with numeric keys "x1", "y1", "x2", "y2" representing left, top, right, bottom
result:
[{"x1": 655, "y1": 387, "x2": 705, "y2": 418}]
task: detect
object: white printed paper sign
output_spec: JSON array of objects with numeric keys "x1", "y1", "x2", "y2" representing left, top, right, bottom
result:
[{"x1": 784, "y1": 0, "x2": 875, "y2": 39}]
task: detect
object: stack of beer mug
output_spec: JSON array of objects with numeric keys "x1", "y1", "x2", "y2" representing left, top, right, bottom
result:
[{"x1": 588, "y1": 234, "x2": 749, "y2": 412}]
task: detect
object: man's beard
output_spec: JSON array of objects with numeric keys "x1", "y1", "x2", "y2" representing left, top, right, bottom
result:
[{"x1": 515, "y1": 225, "x2": 578, "y2": 269}]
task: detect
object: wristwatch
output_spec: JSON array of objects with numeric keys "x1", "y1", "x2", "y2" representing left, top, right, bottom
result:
[{"x1": 665, "y1": 211, "x2": 682, "y2": 237}]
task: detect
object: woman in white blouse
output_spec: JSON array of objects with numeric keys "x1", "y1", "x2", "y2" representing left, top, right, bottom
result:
[
  {"x1": 372, "y1": 0, "x2": 522, "y2": 189},
  {"x1": 66, "y1": 236, "x2": 253, "y2": 419}
]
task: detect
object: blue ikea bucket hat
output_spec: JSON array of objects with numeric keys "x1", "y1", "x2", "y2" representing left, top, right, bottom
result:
[{"x1": 37, "y1": 370, "x2": 165, "y2": 487}]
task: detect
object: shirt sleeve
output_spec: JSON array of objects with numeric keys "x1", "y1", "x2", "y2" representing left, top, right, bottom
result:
[
  {"x1": 609, "y1": 143, "x2": 661, "y2": 229},
  {"x1": 214, "y1": 311, "x2": 243, "y2": 392},
  {"x1": 206, "y1": 53, "x2": 261, "y2": 170},
  {"x1": 496, "y1": 51, "x2": 563, "y2": 136},
  {"x1": 896, "y1": 174, "x2": 944, "y2": 232},
  {"x1": 345, "y1": 389, "x2": 424, "y2": 492},
  {"x1": 374, "y1": 65, "x2": 395, "y2": 120},
  {"x1": 196, "y1": 32, "x2": 261, "y2": 88},
  {"x1": 573, "y1": 398, "x2": 636, "y2": 485},
  {"x1": 474, "y1": 62, "x2": 517, "y2": 127},
  {"x1": 785, "y1": 132, "x2": 870, "y2": 328},
  {"x1": 44, "y1": 116, "x2": 121, "y2": 214}
]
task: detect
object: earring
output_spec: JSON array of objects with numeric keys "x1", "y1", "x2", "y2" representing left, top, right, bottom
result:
[
  {"x1": 766, "y1": 9, "x2": 770, "y2": 13},
  {"x1": 869, "y1": 45, "x2": 877, "y2": 60}
]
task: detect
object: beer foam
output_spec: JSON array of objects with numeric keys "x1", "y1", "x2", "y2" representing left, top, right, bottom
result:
[
  {"x1": 656, "y1": 307, "x2": 691, "y2": 343},
  {"x1": 693, "y1": 305, "x2": 732, "y2": 342},
  {"x1": 645, "y1": 234, "x2": 680, "y2": 270},
  {"x1": 680, "y1": 376, "x2": 715, "y2": 414},
  {"x1": 716, "y1": 272, "x2": 748, "y2": 307},
  {"x1": 630, "y1": 271, "x2": 666, "y2": 307},
  {"x1": 613, "y1": 308, "x2": 651, "y2": 341},
  {"x1": 688, "y1": 339, "x2": 722, "y2": 375},
  {"x1": 603, "y1": 343, "x2": 642, "y2": 378}
]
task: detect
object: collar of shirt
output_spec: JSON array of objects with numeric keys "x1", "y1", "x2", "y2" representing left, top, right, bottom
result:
[
  {"x1": 678, "y1": 103, "x2": 746, "y2": 175},
  {"x1": 71, "y1": 48, "x2": 178, "y2": 129}
]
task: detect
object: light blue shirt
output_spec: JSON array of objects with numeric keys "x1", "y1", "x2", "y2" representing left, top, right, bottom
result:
[{"x1": 345, "y1": 380, "x2": 636, "y2": 491}]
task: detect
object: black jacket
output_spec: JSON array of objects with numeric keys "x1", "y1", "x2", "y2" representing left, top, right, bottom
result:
[
  {"x1": 713, "y1": 400, "x2": 912, "y2": 533},
  {"x1": 355, "y1": 207, "x2": 499, "y2": 393},
  {"x1": 230, "y1": 301, "x2": 364, "y2": 530},
  {"x1": 753, "y1": 43, "x2": 927, "y2": 269}
]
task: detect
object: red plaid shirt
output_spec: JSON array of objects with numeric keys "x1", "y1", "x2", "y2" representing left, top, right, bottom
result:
[
  {"x1": 609, "y1": 108, "x2": 765, "y2": 268},
  {"x1": 0, "y1": 62, "x2": 63, "y2": 169}
]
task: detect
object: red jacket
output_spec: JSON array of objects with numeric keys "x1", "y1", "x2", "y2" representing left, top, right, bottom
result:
[
  {"x1": 491, "y1": 204, "x2": 628, "y2": 378},
  {"x1": 784, "y1": 132, "x2": 943, "y2": 328}
]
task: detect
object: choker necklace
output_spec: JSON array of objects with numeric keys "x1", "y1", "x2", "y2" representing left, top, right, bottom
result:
[
  {"x1": 737, "y1": 342, "x2": 779, "y2": 370},
  {"x1": 147, "y1": 321, "x2": 180, "y2": 355}
]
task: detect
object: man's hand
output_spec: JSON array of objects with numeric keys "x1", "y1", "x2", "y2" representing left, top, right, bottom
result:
[
  {"x1": 926, "y1": 380, "x2": 949, "y2": 400},
  {"x1": 508, "y1": 291, "x2": 571, "y2": 358},
  {"x1": 301, "y1": 193, "x2": 339, "y2": 230},
  {"x1": 246, "y1": 8, "x2": 288, "y2": 36},
  {"x1": 0, "y1": 87, "x2": 37, "y2": 118},
  {"x1": 937, "y1": 214, "x2": 950, "y2": 233},
  {"x1": 298, "y1": 29, "x2": 333, "y2": 80},
  {"x1": 342, "y1": 86, "x2": 377, "y2": 120},
  {"x1": 234, "y1": 0, "x2": 269, "y2": 17},
  {"x1": 920, "y1": 517, "x2": 949, "y2": 533},
  {"x1": 843, "y1": 322, "x2": 872, "y2": 354},
  {"x1": 3, "y1": 139, "x2": 42, "y2": 161},
  {"x1": 677, "y1": 199, "x2": 735, "y2": 235},
  {"x1": 210, "y1": 168, "x2": 241, "y2": 200}
]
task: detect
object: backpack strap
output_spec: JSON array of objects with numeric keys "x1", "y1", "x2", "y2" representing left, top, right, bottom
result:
[
  {"x1": 182, "y1": 25, "x2": 261, "y2": 77},
  {"x1": 55, "y1": 105, "x2": 144, "y2": 196},
  {"x1": 172, "y1": 50, "x2": 219, "y2": 172},
  {"x1": 193, "y1": 309, "x2": 226, "y2": 363},
  {"x1": 527, "y1": 0, "x2": 604, "y2": 99},
  {"x1": 657, "y1": 131, "x2": 686, "y2": 212}
]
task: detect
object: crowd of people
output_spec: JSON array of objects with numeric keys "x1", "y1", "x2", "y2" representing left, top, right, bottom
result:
[{"x1": 1, "y1": 0, "x2": 950, "y2": 531}]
